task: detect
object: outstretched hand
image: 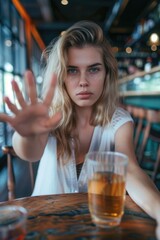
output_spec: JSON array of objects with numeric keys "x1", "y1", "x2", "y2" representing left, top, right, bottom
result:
[{"x1": 0, "y1": 70, "x2": 62, "y2": 137}]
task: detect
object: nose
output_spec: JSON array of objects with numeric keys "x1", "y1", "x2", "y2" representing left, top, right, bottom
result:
[
  {"x1": 79, "y1": 72, "x2": 88, "y2": 87},
  {"x1": 80, "y1": 82, "x2": 88, "y2": 87}
]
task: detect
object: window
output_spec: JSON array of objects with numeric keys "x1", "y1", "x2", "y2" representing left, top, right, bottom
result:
[
  {"x1": 0, "y1": 1, "x2": 43, "y2": 153},
  {"x1": 0, "y1": 1, "x2": 27, "y2": 151}
]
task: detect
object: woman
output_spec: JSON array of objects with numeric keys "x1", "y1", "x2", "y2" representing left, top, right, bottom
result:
[{"x1": 0, "y1": 21, "x2": 160, "y2": 239}]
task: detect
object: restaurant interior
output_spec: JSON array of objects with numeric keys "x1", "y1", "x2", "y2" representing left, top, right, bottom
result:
[{"x1": 0, "y1": 0, "x2": 160, "y2": 202}]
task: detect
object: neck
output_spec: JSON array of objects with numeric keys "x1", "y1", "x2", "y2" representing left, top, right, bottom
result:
[{"x1": 75, "y1": 106, "x2": 92, "y2": 127}]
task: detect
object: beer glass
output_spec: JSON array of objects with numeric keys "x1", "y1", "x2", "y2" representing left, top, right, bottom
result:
[{"x1": 86, "y1": 151, "x2": 128, "y2": 228}]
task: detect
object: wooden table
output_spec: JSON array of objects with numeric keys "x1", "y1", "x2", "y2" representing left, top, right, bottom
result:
[{"x1": 0, "y1": 193, "x2": 156, "y2": 240}]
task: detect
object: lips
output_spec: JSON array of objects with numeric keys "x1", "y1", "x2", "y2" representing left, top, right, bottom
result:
[
  {"x1": 76, "y1": 91, "x2": 92, "y2": 95},
  {"x1": 76, "y1": 91, "x2": 93, "y2": 99}
]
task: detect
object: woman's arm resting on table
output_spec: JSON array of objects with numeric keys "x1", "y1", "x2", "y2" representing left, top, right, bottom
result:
[{"x1": 115, "y1": 121, "x2": 160, "y2": 240}]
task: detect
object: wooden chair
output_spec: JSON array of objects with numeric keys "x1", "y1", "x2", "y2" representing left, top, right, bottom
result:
[
  {"x1": 137, "y1": 110, "x2": 160, "y2": 181},
  {"x1": 2, "y1": 146, "x2": 34, "y2": 200}
]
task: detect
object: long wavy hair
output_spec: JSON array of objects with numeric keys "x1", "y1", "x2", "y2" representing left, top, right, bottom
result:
[{"x1": 41, "y1": 20, "x2": 119, "y2": 160}]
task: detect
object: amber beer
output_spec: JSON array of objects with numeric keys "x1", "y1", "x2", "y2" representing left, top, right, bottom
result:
[
  {"x1": 86, "y1": 151, "x2": 128, "y2": 228},
  {"x1": 88, "y1": 172, "x2": 126, "y2": 227}
]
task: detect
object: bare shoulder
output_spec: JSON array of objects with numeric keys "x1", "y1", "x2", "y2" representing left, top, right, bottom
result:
[{"x1": 116, "y1": 121, "x2": 134, "y2": 138}]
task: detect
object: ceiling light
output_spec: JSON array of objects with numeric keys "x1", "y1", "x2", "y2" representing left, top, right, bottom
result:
[
  {"x1": 112, "y1": 46, "x2": 118, "y2": 53},
  {"x1": 5, "y1": 40, "x2": 12, "y2": 47},
  {"x1": 151, "y1": 44, "x2": 157, "y2": 51},
  {"x1": 125, "y1": 47, "x2": 132, "y2": 54},
  {"x1": 61, "y1": 0, "x2": 68, "y2": 5},
  {"x1": 150, "y1": 33, "x2": 159, "y2": 43}
]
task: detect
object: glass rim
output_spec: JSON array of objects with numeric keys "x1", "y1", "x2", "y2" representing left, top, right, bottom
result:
[{"x1": 85, "y1": 151, "x2": 128, "y2": 165}]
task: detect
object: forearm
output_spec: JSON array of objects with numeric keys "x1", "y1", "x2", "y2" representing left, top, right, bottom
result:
[
  {"x1": 126, "y1": 166, "x2": 160, "y2": 221},
  {"x1": 12, "y1": 131, "x2": 48, "y2": 162}
]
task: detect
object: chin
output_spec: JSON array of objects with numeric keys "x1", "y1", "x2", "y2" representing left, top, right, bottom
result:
[{"x1": 75, "y1": 102, "x2": 94, "y2": 108}]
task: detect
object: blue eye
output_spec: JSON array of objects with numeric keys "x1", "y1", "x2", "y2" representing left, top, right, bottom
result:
[
  {"x1": 67, "y1": 68, "x2": 78, "y2": 74},
  {"x1": 89, "y1": 67, "x2": 99, "y2": 73}
]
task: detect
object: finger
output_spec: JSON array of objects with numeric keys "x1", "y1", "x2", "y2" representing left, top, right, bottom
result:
[
  {"x1": 43, "y1": 74, "x2": 57, "y2": 107},
  {"x1": 0, "y1": 113, "x2": 14, "y2": 124},
  {"x1": 11, "y1": 80, "x2": 27, "y2": 108},
  {"x1": 24, "y1": 70, "x2": 37, "y2": 105},
  {"x1": 4, "y1": 97, "x2": 19, "y2": 114}
]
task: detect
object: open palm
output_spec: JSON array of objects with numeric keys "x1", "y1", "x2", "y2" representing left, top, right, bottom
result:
[{"x1": 0, "y1": 70, "x2": 62, "y2": 137}]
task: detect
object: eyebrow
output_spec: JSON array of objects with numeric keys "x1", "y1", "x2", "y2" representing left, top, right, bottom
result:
[{"x1": 67, "y1": 63, "x2": 103, "y2": 68}]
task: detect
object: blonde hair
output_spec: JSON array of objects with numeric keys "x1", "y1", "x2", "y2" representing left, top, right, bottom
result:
[{"x1": 41, "y1": 20, "x2": 119, "y2": 160}]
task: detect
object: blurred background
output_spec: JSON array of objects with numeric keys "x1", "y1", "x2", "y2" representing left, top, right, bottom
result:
[{"x1": 0, "y1": 0, "x2": 160, "y2": 201}]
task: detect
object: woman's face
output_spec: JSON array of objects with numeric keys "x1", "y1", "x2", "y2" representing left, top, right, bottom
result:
[{"x1": 64, "y1": 45, "x2": 106, "y2": 108}]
